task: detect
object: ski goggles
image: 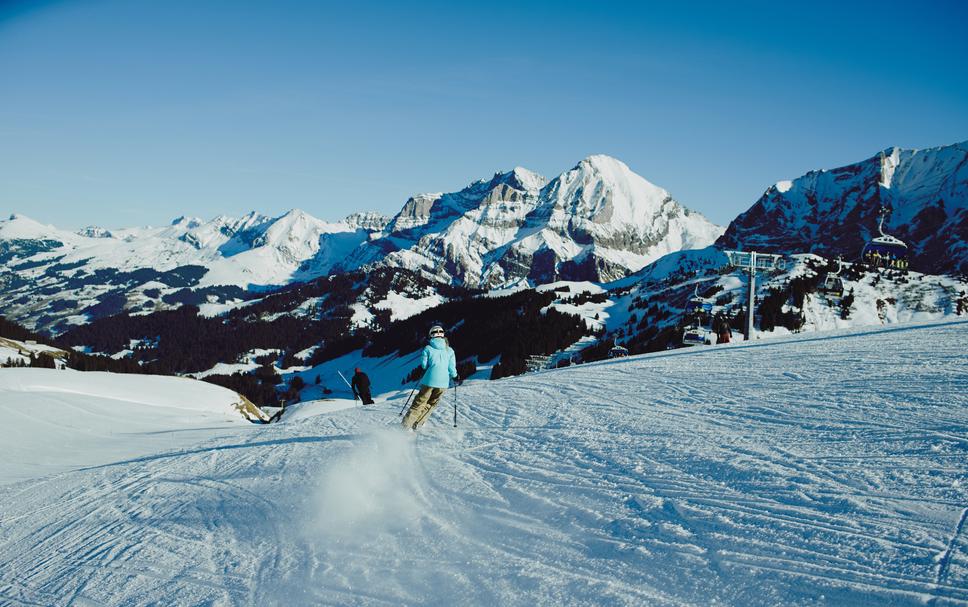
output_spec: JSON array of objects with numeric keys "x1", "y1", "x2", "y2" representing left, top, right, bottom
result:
[{"x1": 430, "y1": 328, "x2": 445, "y2": 337}]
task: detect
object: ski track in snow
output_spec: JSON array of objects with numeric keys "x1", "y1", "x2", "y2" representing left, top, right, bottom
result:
[{"x1": 1, "y1": 321, "x2": 967, "y2": 606}]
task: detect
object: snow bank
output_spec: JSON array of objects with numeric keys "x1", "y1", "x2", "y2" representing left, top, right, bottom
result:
[
  {"x1": 1, "y1": 368, "x2": 246, "y2": 414},
  {"x1": 0, "y1": 369, "x2": 254, "y2": 485}
]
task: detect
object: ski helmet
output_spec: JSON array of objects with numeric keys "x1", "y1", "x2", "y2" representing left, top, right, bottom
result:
[{"x1": 428, "y1": 324, "x2": 445, "y2": 338}]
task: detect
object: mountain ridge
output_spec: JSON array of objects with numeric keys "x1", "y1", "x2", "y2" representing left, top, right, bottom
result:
[
  {"x1": 3, "y1": 142, "x2": 966, "y2": 337},
  {"x1": 717, "y1": 140, "x2": 968, "y2": 275},
  {"x1": 362, "y1": 154, "x2": 721, "y2": 287},
  {"x1": 1, "y1": 154, "x2": 720, "y2": 331}
]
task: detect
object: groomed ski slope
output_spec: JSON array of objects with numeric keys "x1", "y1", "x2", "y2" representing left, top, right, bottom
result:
[
  {"x1": 1, "y1": 321, "x2": 967, "y2": 606},
  {"x1": 0, "y1": 370, "x2": 253, "y2": 485}
]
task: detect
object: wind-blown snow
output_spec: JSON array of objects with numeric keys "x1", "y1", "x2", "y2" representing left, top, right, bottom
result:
[{"x1": 1, "y1": 321, "x2": 966, "y2": 605}]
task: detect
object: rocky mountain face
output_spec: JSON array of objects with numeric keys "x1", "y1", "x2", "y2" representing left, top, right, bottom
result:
[
  {"x1": 356, "y1": 156, "x2": 722, "y2": 287},
  {"x1": 0, "y1": 156, "x2": 720, "y2": 332},
  {"x1": 717, "y1": 141, "x2": 968, "y2": 276}
]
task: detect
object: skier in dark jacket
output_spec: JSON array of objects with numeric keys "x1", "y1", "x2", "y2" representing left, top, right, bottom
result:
[
  {"x1": 401, "y1": 325, "x2": 457, "y2": 431},
  {"x1": 714, "y1": 313, "x2": 732, "y2": 344},
  {"x1": 351, "y1": 367, "x2": 374, "y2": 405}
]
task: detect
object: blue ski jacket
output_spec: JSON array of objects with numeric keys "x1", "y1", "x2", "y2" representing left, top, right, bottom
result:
[{"x1": 420, "y1": 337, "x2": 457, "y2": 389}]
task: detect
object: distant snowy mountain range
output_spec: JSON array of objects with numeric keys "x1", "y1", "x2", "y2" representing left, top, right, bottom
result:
[
  {"x1": 1, "y1": 142, "x2": 965, "y2": 336},
  {"x1": 0, "y1": 155, "x2": 721, "y2": 332}
]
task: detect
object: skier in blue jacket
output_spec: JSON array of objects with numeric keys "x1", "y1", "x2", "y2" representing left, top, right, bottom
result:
[{"x1": 401, "y1": 324, "x2": 458, "y2": 431}]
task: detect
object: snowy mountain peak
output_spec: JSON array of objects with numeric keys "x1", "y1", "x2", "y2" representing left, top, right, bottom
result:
[
  {"x1": 365, "y1": 155, "x2": 722, "y2": 287},
  {"x1": 546, "y1": 154, "x2": 675, "y2": 225},
  {"x1": 576, "y1": 153, "x2": 633, "y2": 174},
  {"x1": 384, "y1": 192, "x2": 443, "y2": 233},
  {"x1": 0, "y1": 213, "x2": 67, "y2": 240},
  {"x1": 277, "y1": 208, "x2": 311, "y2": 222},
  {"x1": 569, "y1": 154, "x2": 666, "y2": 193},
  {"x1": 254, "y1": 209, "x2": 342, "y2": 252},
  {"x1": 170, "y1": 215, "x2": 204, "y2": 229},
  {"x1": 77, "y1": 226, "x2": 115, "y2": 239},
  {"x1": 506, "y1": 167, "x2": 547, "y2": 192}
]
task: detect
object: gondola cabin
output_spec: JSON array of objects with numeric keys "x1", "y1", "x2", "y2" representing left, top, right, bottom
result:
[
  {"x1": 863, "y1": 207, "x2": 910, "y2": 269},
  {"x1": 608, "y1": 345, "x2": 629, "y2": 358},
  {"x1": 819, "y1": 275, "x2": 845, "y2": 298},
  {"x1": 681, "y1": 327, "x2": 711, "y2": 347},
  {"x1": 863, "y1": 235, "x2": 909, "y2": 269},
  {"x1": 818, "y1": 257, "x2": 845, "y2": 298}
]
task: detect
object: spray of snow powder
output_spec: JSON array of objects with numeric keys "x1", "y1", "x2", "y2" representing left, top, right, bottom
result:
[{"x1": 306, "y1": 428, "x2": 424, "y2": 539}]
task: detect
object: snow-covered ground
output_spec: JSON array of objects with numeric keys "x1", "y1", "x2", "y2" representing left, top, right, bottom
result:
[
  {"x1": 0, "y1": 369, "x2": 256, "y2": 485},
  {"x1": 1, "y1": 320, "x2": 967, "y2": 605}
]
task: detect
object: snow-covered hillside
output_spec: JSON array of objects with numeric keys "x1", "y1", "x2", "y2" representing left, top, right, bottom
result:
[
  {"x1": 598, "y1": 247, "x2": 968, "y2": 355},
  {"x1": 717, "y1": 140, "x2": 968, "y2": 276},
  {"x1": 0, "y1": 210, "x2": 388, "y2": 332},
  {"x1": 1, "y1": 321, "x2": 966, "y2": 605},
  {"x1": 0, "y1": 369, "x2": 260, "y2": 485},
  {"x1": 0, "y1": 336, "x2": 67, "y2": 367}
]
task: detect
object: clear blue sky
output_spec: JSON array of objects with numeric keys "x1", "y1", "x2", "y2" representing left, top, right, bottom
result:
[{"x1": 1, "y1": 0, "x2": 966, "y2": 229}]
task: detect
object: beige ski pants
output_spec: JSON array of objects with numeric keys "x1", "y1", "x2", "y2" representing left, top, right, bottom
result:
[{"x1": 401, "y1": 385, "x2": 447, "y2": 430}]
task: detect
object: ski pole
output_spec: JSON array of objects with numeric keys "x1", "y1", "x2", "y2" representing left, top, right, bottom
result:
[
  {"x1": 337, "y1": 370, "x2": 358, "y2": 405},
  {"x1": 337, "y1": 370, "x2": 353, "y2": 390},
  {"x1": 399, "y1": 381, "x2": 419, "y2": 416},
  {"x1": 453, "y1": 381, "x2": 458, "y2": 428}
]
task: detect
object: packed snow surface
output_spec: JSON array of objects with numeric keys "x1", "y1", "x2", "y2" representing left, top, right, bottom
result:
[
  {"x1": 1, "y1": 321, "x2": 967, "y2": 606},
  {"x1": 0, "y1": 369, "x2": 252, "y2": 485}
]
